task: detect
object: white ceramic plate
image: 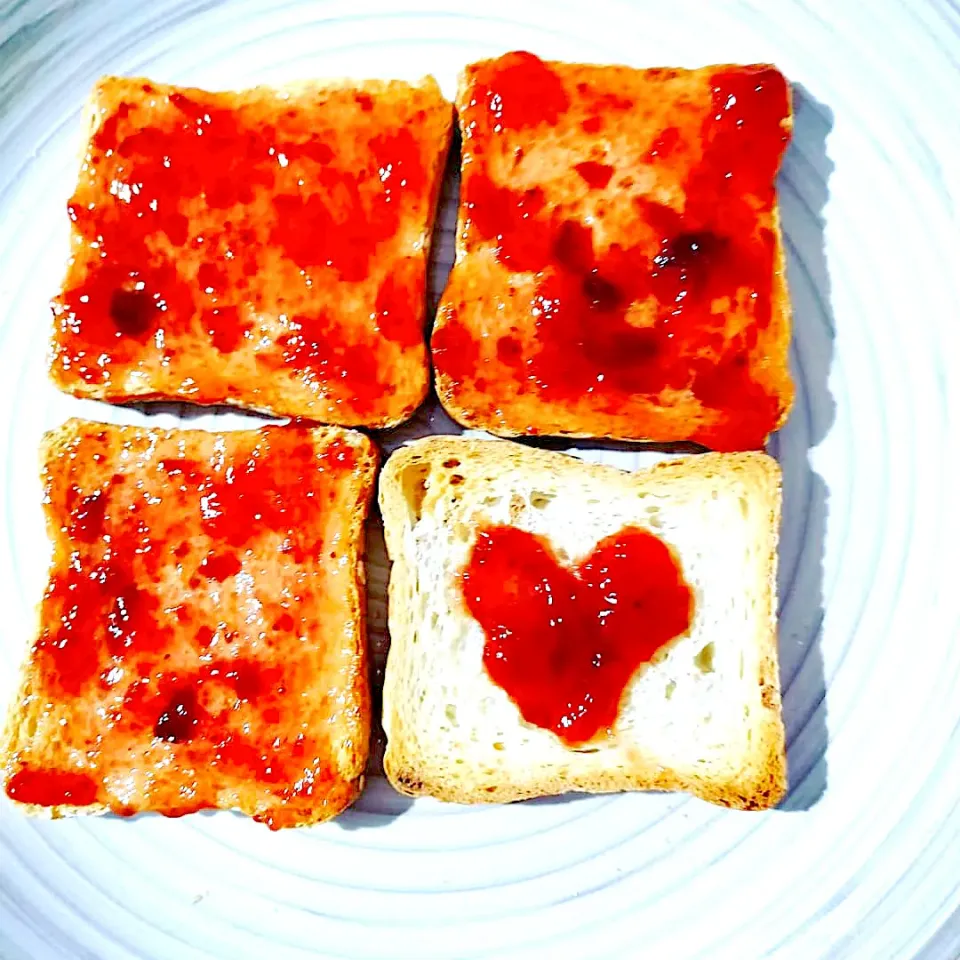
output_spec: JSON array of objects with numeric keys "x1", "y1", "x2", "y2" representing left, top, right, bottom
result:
[{"x1": 1, "y1": 1, "x2": 958, "y2": 958}]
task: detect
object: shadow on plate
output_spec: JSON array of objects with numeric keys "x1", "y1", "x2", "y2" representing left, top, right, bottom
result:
[{"x1": 770, "y1": 83, "x2": 836, "y2": 811}]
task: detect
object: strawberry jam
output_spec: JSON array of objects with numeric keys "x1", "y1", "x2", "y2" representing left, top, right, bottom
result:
[
  {"x1": 436, "y1": 54, "x2": 792, "y2": 449},
  {"x1": 461, "y1": 525, "x2": 693, "y2": 744},
  {"x1": 51, "y1": 77, "x2": 451, "y2": 425},
  {"x1": 2, "y1": 422, "x2": 373, "y2": 828}
]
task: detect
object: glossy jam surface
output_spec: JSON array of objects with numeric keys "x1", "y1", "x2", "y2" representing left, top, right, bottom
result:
[
  {"x1": 435, "y1": 53, "x2": 792, "y2": 449},
  {"x1": 3, "y1": 423, "x2": 371, "y2": 828},
  {"x1": 52, "y1": 78, "x2": 451, "y2": 424},
  {"x1": 461, "y1": 525, "x2": 693, "y2": 744}
]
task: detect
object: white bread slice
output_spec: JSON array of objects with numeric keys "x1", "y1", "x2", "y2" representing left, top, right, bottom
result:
[{"x1": 379, "y1": 437, "x2": 785, "y2": 810}]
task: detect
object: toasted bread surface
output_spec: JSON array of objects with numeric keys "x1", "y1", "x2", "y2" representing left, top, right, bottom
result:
[
  {"x1": 2, "y1": 419, "x2": 377, "y2": 828},
  {"x1": 51, "y1": 76, "x2": 453, "y2": 427},
  {"x1": 433, "y1": 54, "x2": 793, "y2": 450},
  {"x1": 380, "y1": 437, "x2": 786, "y2": 810}
]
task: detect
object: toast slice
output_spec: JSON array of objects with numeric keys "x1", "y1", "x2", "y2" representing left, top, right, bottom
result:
[
  {"x1": 379, "y1": 437, "x2": 786, "y2": 810},
  {"x1": 433, "y1": 53, "x2": 794, "y2": 450},
  {"x1": 51, "y1": 75, "x2": 453, "y2": 427},
  {"x1": 1, "y1": 419, "x2": 377, "y2": 829}
]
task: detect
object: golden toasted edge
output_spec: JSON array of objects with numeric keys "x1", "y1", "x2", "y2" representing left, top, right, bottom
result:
[
  {"x1": 93, "y1": 72, "x2": 447, "y2": 103},
  {"x1": 435, "y1": 61, "x2": 795, "y2": 446},
  {"x1": 380, "y1": 437, "x2": 786, "y2": 810},
  {"x1": 52, "y1": 76, "x2": 455, "y2": 430},
  {"x1": 1, "y1": 419, "x2": 379, "y2": 826}
]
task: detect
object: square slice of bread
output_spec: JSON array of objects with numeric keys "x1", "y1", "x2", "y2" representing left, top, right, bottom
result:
[
  {"x1": 50, "y1": 75, "x2": 453, "y2": 428},
  {"x1": 432, "y1": 53, "x2": 794, "y2": 450},
  {"x1": 380, "y1": 437, "x2": 786, "y2": 810},
  {"x1": 2, "y1": 419, "x2": 377, "y2": 829}
]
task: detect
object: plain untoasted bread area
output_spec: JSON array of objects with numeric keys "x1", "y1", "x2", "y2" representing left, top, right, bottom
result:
[
  {"x1": 51, "y1": 75, "x2": 453, "y2": 427},
  {"x1": 433, "y1": 54, "x2": 794, "y2": 450},
  {"x1": 379, "y1": 437, "x2": 786, "y2": 810},
  {"x1": 2, "y1": 419, "x2": 377, "y2": 828}
]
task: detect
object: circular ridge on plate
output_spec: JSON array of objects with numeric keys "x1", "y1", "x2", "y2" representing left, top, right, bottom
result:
[{"x1": 0, "y1": 1, "x2": 957, "y2": 958}]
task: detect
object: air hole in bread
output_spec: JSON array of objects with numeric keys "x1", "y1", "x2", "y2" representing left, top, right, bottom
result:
[
  {"x1": 493, "y1": 741, "x2": 505, "y2": 751},
  {"x1": 482, "y1": 496, "x2": 501, "y2": 507},
  {"x1": 484, "y1": 785, "x2": 497, "y2": 792},
  {"x1": 530, "y1": 491, "x2": 554, "y2": 510},
  {"x1": 24, "y1": 710, "x2": 39, "y2": 740},
  {"x1": 450, "y1": 474, "x2": 464, "y2": 485},
  {"x1": 739, "y1": 496, "x2": 750, "y2": 518},
  {"x1": 445, "y1": 704, "x2": 456, "y2": 723},
  {"x1": 573, "y1": 747, "x2": 600, "y2": 754},
  {"x1": 403, "y1": 464, "x2": 431, "y2": 522},
  {"x1": 694, "y1": 642, "x2": 715, "y2": 674},
  {"x1": 665, "y1": 679, "x2": 676, "y2": 700},
  {"x1": 442, "y1": 459, "x2": 461, "y2": 469}
]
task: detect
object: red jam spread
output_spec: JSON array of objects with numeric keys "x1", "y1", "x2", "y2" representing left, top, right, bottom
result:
[
  {"x1": 434, "y1": 53, "x2": 792, "y2": 450},
  {"x1": 51, "y1": 77, "x2": 451, "y2": 425},
  {"x1": 3, "y1": 423, "x2": 371, "y2": 828},
  {"x1": 461, "y1": 525, "x2": 693, "y2": 744}
]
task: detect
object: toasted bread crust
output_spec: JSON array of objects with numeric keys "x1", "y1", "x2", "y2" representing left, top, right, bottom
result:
[
  {"x1": 2, "y1": 419, "x2": 378, "y2": 827},
  {"x1": 433, "y1": 55, "x2": 794, "y2": 450},
  {"x1": 51, "y1": 75, "x2": 453, "y2": 428},
  {"x1": 380, "y1": 437, "x2": 786, "y2": 810}
]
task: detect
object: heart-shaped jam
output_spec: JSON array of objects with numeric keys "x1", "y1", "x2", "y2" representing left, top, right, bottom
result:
[{"x1": 461, "y1": 525, "x2": 693, "y2": 744}]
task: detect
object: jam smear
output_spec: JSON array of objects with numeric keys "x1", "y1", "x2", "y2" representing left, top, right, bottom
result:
[
  {"x1": 462, "y1": 525, "x2": 693, "y2": 744},
  {"x1": 480, "y1": 51, "x2": 570, "y2": 131},
  {"x1": 200, "y1": 552, "x2": 243, "y2": 580},
  {"x1": 6, "y1": 425, "x2": 368, "y2": 826},
  {"x1": 70, "y1": 490, "x2": 107, "y2": 542},
  {"x1": 5, "y1": 768, "x2": 100, "y2": 806},
  {"x1": 52, "y1": 78, "x2": 445, "y2": 421},
  {"x1": 442, "y1": 60, "x2": 790, "y2": 449},
  {"x1": 375, "y1": 259, "x2": 425, "y2": 348},
  {"x1": 574, "y1": 161, "x2": 614, "y2": 190}
]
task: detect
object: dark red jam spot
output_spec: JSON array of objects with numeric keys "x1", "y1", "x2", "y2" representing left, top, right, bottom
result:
[
  {"x1": 109, "y1": 288, "x2": 157, "y2": 338},
  {"x1": 496, "y1": 336, "x2": 523, "y2": 366},
  {"x1": 154, "y1": 687, "x2": 203, "y2": 742}
]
